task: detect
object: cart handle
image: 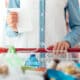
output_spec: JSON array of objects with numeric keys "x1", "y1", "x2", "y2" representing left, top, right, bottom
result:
[{"x1": 0, "y1": 46, "x2": 80, "y2": 53}]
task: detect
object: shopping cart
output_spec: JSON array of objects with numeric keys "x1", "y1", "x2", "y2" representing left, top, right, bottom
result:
[{"x1": 0, "y1": 47, "x2": 80, "y2": 80}]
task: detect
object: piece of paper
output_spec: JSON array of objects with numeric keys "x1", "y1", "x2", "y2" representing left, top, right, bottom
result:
[
  {"x1": 17, "y1": 0, "x2": 34, "y2": 33},
  {"x1": 18, "y1": 9, "x2": 33, "y2": 33}
]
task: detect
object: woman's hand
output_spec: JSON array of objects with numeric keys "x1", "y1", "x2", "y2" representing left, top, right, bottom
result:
[
  {"x1": 53, "y1": 41, "x2": 70, "y2": 54},
  {"x1": 7, "y1": 12, "x2": 18, "y2": 32}
]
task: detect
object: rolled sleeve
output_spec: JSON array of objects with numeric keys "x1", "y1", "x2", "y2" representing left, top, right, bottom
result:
[
  {"x1": 5, "y1": 24, "x2": 18, "y2": 37},
  {"x1": 64, "y1": 27, "x2": 80, "y2": 47},
  {"x1": 8, "y1": 0, "x2": 20, "y2": 8},
  {"x1": 64, "y1": 0, "x2": 80, "y2": 47}
]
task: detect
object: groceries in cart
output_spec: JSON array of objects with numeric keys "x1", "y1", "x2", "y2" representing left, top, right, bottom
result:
[
  {"x1": 45, "y1": 69, "x2": 76, "y2": 80},
  {"x1": 44, "y1": 59, "x2": 80, "y2": 80},
  {"x1": 0, "y1": 46, "x2": 80, "y2": 80},
  {"x1": 0, "y1": 65, "x2": 8, "y2": 76}
]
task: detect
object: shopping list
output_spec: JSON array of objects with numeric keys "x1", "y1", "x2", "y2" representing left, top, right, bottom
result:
[{"x1": 17, "y1": 0, "x2": 34, "y2": 33}]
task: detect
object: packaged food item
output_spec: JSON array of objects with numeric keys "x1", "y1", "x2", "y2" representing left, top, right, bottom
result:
[
  {"x1": 21, "y1": 54, "x2": 46, "y2": 72},
  {"x1": 25, "y1": 54, "x2": 41, "y2": 68},
  {"x1": 20, "y1": 54, "x2": 45, "y2": 80},
  {"x1": 0, "y1": 65, "x2": 9, "y2": 76},
  {"x1": 46, "y1": 69, "x2": 76, "y2": 80},
  {"x1": 64, "y1": 65, "x2": 77, "y2": 75},
  {"x1": 5, "y1": 46, "x2": 24, "y2": 67}
]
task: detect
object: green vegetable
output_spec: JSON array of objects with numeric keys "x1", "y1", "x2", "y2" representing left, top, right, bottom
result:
[
  {"x1": 8, "y1": 46, "x2": 16, "y2": 54},
  {"x1": 21, "y1": 66, "x2": 35, "y2": 72}
]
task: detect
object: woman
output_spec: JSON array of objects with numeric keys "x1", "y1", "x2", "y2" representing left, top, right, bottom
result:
[{"x1": 53, "y1": 0, "x2": 80, "y2": 53}]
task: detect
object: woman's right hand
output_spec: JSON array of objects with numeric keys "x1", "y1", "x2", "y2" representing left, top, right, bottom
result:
[{"x1": 7, "y1": 12, "x2": 18, "y2": 32}]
